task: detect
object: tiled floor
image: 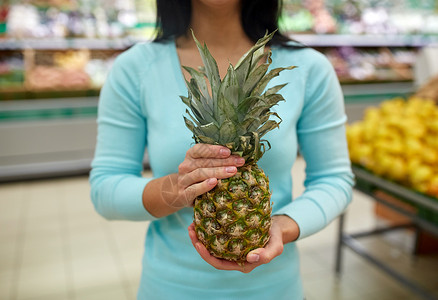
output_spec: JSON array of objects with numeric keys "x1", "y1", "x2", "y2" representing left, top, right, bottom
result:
[{"x1": 1, "y1": 157, "x2": 437, "y2": 300}]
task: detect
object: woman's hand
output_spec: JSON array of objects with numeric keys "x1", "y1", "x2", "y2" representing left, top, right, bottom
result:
[
  {"x1": 144, "y1": 144, "x2": 245, "y2": 217},
  {"x1": 188, "y1": 215, "x2": 300, "y2": 273}
]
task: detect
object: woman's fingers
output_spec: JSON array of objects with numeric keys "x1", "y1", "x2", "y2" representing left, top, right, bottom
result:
[
  {"x1": 188, "y1": 223, "x2": 260, "y2": 273},
  {"x1": 187, "y1": 223, "x2": 248, "y2": 271},
  {"x1": 194, "y1": 241, "x2": 245, "y2": 271},
  {"x1": 179, "y1": 156, "x2": 245, "y2": 173},
  {"x1": 186, "y1": 144, "x2": 231, "y2": 159},
  {"x1": 246, "y1": 226, "x2": 284, "y2": 264},
  {"x1": 183, "y1": 178, "x2": 218, "y2": 203},
  {"x1": 188, "y1": 216, "x2": 291, "y2": 273},
  {"x1": 180, "y1": 166, "x2": 237, "y2": 188},
  {"x1": 161, "y1": 177, "x2": 217, "y2": 209},
  {"x1": 173, "y1": 144, "x2": 246, "y2": 209}
]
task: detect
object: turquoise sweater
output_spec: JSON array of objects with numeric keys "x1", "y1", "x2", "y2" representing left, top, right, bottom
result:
[{"x1": 90, "y1": 40, "x2": 354, "y2": 300}]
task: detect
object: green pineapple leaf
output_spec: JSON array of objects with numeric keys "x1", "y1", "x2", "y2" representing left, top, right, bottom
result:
[
  {"x1": 250, "y1": 131, "x2": 261, "y2": 162},
  {"x1": 242, "y1": 52, "x2": 272, "y2": 97},
  {"x1": 262, "y1": 94, "x2": 285, "y2": 107},
  {"x1": 240, "y1": 115, "x2": 260, "y2": 129},
  {"x1": 245, "y1": 105, "x2": 271, "y2": 120},
  {"x1": 220, "y1": 64, "x2": 241, "y2": 108},
  {"x1": 183, "y1": 116, "x2": 196, "y2": 132},
  {"x1": 236, "y1": 96, "x2": 263, "y2": 121},
  {"x1": 180, "y1": 95, "x2": 191, "y2": 108},
  {"x1": 259, "y1": 111, "x2": 282, "y2": 125},
  {"x1": 257, "y1": 120, "x2": 281, "y2": 138},
  {"x1": 191, "y1": 30, "x2": 221, "y2": 105},
  {"x1": 260, "y1": 139, "x2": 271, "y2": 157},
  {"x1": 183, "y1": 66, "x2": 213, "y2": 108},
  {"x1": 185, "y1": 93, "x2": 210, "y2": 124},
  {"x1": 181, "y1": 30, "x2": 296, "y2": 163},
  {"x1": 183, "y1": 85, "x2": 216, "y2": 125},
  {"x1": 196, "y1": 135, "x2": 217, "y2": 144},
  {"x1": 219, "y1": 120, "x2": 237, "y2": 144},
  {"x1": 217, "y1": 94, "x2": 238, "y2": 125},
  {"x1": 185, "y1": 109, "x2": 202, "y2": 127},
  {"x1": 251, "y1": 66, "x2": 297, "y2": 97},
  {"x1": 199, "y1": 123, "x2": 220, "y2": 141},
  {"x1": 242, "y1": 115, "x2": 263, "y2": 133},
  {"x1": 264, "y1": 83, "x2": 288, "y2": 96},
  {"x1": 188, "y1": 82, "x2": 215, "y2": 122},
  {"x1": 235, "y1": 31, "x2": 276, "y2": 86}
]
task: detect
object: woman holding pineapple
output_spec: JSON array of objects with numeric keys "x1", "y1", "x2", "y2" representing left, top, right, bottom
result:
[{"x1": 90, "y1": 0, "x2": 354, "y2": 299}]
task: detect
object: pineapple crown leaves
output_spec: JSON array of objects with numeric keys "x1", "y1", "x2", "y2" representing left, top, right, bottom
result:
[{"x1": 181, "y1": 30, "x2": 296, "y2": 163}]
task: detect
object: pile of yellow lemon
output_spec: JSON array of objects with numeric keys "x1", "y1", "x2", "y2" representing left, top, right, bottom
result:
[
  {"x1": 53, "y1": 50, "x2": 89, "y2": 70},
  {"x1": 347, "y1": 97, "x2": 438, "y2": 198}
]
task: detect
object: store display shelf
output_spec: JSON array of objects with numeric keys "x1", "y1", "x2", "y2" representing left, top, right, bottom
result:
[
  {"x1": 292, "y1": 34, "x2": 438, "y2": 47},
  {"x1": 0, "y1": 97, "x2": 98, "y2": 122},
  {"x1": 0, "y1": 88, "x2": 101, "y2": 101},
  {"x1": 336, "y1": 165, "x2": 438, "y2": 300},
  {"x1": 353, "y1": 165, "x2": 438, "y2": 215},
  {"x1": 0, "y1": 82, "x2": 414, "y2": 121},
  {"x1": 0, "y1": 37, "x2": 136, "y2": 50},
  {"x1": 0, "y1": 99, "x2": 99, "y2": 182},
  {"x1": 342, "y1": 81, "x2": 414, "y2": 100},
  {"x1": 0, "y1": 158, "x2": 94, "y2": 182},
  {"x1": 1, "y1": 34, "x2": 438, "y2": 50},
  {"x1": 0, "y1": 82, "x2": 413, "y2": 123}
]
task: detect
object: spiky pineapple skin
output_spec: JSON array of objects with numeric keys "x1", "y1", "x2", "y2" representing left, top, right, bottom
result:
[{"x1": 193, "y1": 164, "x2": 272, "y2": 262}]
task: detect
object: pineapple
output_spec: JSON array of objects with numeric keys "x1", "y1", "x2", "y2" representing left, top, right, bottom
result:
[{"x1": 181, "y1": 31, "x2": 296, "y2": 263}]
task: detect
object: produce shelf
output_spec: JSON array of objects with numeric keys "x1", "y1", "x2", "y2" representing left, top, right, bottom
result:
[
  {"x1": 335, "y1": 165, "x2": 438, "y2": 300},
  {"x1": 1, "y1": 34, "x2": 438, "y2": 50},
  {"x1": 0, "y1": 97, "x2": 98, "y2": 122},
  {"x1": 293, "y1": 34, "x2": 438, "y2": 47},
  {"x1": 0, "y1": 37, "x2": 136, "y2": 50},
  {"x1": 0, "y1": 88, "x2": 101, "y2": 101},
  {"x1": 353, "y1": 165, "x2": 438, "y2": 225}
]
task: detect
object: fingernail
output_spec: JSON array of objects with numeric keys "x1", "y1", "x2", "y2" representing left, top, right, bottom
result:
[
  {"x1": 226, "y1": 166, "x2": 236, "y2": 173},
  {"x1": 220, "y1": 148, "x2": 231, "y2": 157},
  {"x1": 235, "y1": 157, "x2": 245, "y2": 165},
  {"x1": 247, "y1": 253, "x2": 259, "y2": 263},
  {"x1": 207, "y1": 178, "x2": 217, "y2": 186}
]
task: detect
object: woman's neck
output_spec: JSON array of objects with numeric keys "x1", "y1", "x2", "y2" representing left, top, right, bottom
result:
[{"x1": 177, "y1": 0, "x2": 252, "y2": 54}]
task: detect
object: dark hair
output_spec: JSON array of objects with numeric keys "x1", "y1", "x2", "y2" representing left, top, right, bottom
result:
[{"x1": 153, "y1": 0, "x2": 302, "y2": 47}]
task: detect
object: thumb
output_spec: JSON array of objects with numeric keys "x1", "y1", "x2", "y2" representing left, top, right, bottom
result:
[{"x1": 247, "y1": 234, "x2": 284, "y2": 264}]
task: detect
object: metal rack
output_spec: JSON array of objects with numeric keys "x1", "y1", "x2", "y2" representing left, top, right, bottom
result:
[{"x1": 336, "y1": 165, "x2": 438, "y2": 300}]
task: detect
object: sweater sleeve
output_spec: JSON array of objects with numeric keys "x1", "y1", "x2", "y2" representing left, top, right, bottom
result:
[
  {"x1": 274, "y1": 51, "x2": 354, "y2": 239},
  {"x1": 89, "y1": 46, "x2": 157, "y2": 221}
]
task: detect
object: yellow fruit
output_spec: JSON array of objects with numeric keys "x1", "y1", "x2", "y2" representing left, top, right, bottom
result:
[
  {"x1": 348, "y1": 96, "x2": 438, "y2": 196},
  {"x1": 410, "y1": 165, "x2": 433, "y2": 186},
  {"x1": 428, "y1": 120, "x2": 438, "y2": 132},
  {"x1": 346, "y1": 123, "x2": 363, "y2": 143},
  {"x1": 407, "y1": 158, "x2": 422, "y2": 173},
  {"x1": 405, "y1": 138, "x2": 423, "y2": 156},
  {"x1": 422, "y1": 147, "x2": 438, "y2": 165},
  {"x1": 425, "y1": 135, "x2": 438, "y2": 149},
  {"x1": 364, "y1": 107, "x2": 381, "y2": 122},
  {"x1": 387, "y1": 158, "x2": 407, "y2": 181},
  {"x1": 374, "y1": 152, "x2": 394, "y2": 176},
  {"x1": 363, "y1": 122, "x2": 377, "y2": 142}
]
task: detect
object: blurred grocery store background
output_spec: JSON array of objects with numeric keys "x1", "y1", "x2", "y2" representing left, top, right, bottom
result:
[{"x1": 0, "y1": 0, "x2": 438, "y2": 299}]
